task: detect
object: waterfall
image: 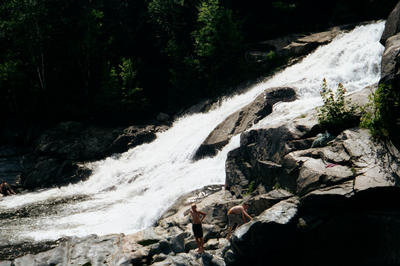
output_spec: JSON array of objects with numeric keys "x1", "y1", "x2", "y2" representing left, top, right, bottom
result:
[{"x1": 0, "y1": 21, "x2": 385, "y2": 243}]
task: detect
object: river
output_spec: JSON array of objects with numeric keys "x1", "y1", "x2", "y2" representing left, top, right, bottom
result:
[{"x1": 0, "y1": 21, "x2": 385, "y2": 244}]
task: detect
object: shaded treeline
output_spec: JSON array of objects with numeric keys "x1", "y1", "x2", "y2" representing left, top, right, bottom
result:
[{"x1": 0, "y1": 0, "x2": 397, "y2": 130}]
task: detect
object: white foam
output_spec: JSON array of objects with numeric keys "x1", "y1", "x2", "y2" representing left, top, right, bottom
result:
[{"x1": 0, "y1": 21, "x2": 385, "y2": 242}]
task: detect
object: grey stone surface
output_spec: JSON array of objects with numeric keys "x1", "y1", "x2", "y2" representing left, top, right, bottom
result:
[
  {"x1": 194, "y1": 87, "x2": 296, "y2": 160},
  {"x1": 381, "y1": 0, "x2": 400, "y2": 45}
]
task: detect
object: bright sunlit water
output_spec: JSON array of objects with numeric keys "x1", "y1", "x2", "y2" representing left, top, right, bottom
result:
[{"x1": 0, "y1": 21, "x2": 385, "y2": 242}]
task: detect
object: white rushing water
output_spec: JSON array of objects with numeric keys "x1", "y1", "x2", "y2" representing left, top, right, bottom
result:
[{"x1": 0, "y1": 21, "x2": 385, "y2": 242}]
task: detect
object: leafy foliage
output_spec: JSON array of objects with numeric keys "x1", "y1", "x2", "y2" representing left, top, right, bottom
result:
[
  {"x1": 191, "y1": 0, "x2": 243, "y2": 91},
  {"x1": 244, "y1": 180, "x2": 255, "y2": 196},
  {"x1": 360, "y1": 83, "x2": 400, "y2": 140},
  {"x1": 317, "y1": 79, "x2": 358, "y2": 133},
  {"x1": 0, "y1": 0, "x2": 397, "y2": 128}
]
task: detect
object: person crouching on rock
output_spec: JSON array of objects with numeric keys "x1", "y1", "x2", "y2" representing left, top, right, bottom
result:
[
  {"x1": 0, "y1": 180, "x2": 16, "y2": 196},
  {"x1": 190, "y1": 203, "x2": 206, "y2": 253},
  {"x1": 226, "y1": 202, "x2": 252, "y2": 239}
]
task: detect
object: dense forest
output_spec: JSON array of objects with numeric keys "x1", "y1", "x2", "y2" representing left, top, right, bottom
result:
[{"x1": 0, "y1": 0, "x2": 397, "y2": 129}]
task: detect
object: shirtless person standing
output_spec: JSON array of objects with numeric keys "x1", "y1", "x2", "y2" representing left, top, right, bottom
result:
[
  {"x1": 190, "y1": 204, "x2": 207, "y2": 253},
  {"x1": 226, "y1": 202, "x2": 252, "y2": 239}
]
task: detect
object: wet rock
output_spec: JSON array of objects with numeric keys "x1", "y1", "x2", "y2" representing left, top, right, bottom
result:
[
  {"x1": 125, "y1": 247, "x2": 151, "y2": 266},
  {"x1": 341, "y1": 129, "x2": 400, "y2": 193},
  {"x1": 380, "y1": 33, "x2": 400, "y2": 83},
  {"x1": 285, "y1": 151, "x2": 354, "y2": 196},
  {"x1": 21, "y1": 157, "x2": 86, "y2": 189},
  {"x1": 152, "y1": 252, "x2": 198, "y2": 266},
  {"x1": 152, "y1": 253, "x2": 168, "y2": 263},
  {"x1": 194, "y1": 87, "x2": 296, "y2": 160},
  {"x1": 4, "y1": 234, "x2": 124, "y2": 266},
  {"x1": 67, "y1": 234, "x2": 123, "y2": 265},
  {"x1": 109, "y1": 125, "x2": 157, "y2": 155},
  {"x1": 279, "y1": 28, "x2": 341, "y2": 58},
  {"x1": 156, "y1": 113, "x2": 171, "y2": 123},
  {"x1": 246, "y1": 189, "x2": 293, "y2": 216},
  {"x1": 300, "y1": 180, "x2": 355, "y2": 212},
  {"x1": 201, "y1": 251, "x2": 227, "y2": 266},
  {"x1": 169, "y1": 232, "x2": 188, "y2": 254},
  {"x1": 184, "y1": 240, "x2": 198, "y2": 253},
  {"x1": 347, "y1": 83, "x2": 377, "y2": 111},
  {"x1": 204, "y1": 239, "x2": 219, "y2": 250},
  {"x1": 226, "y1": 197, "x2": 299, "y2": 265},
  {"x1": 149, "y1": 240, "x2": 172, "y2": 256},
  {"x1": 381, "y1": 1, "x2": 400, "y2": 45},
  {"x1": 10, "y1": 119, "x2": 170, "y2": 190},
  {"x1": 202, "y1": 224, "x2": 223, "y2": 242},
  {"x1": 225, "y1": 121, "x2": 313, "y2": 196},
  {"x1": 222, "y1": 126, "x2": 400, "y2": 265},
  {"x1": 119, "y1": 231, "x2": 156, "y2": 265},
  {"x1": 297, "y1": 186, "x2": 400, "y2": 266},
  {"x1": 34, "y1": 121, "x2": 121, "y2": 161},
  {"x1": 0, "y1": 238, "x2": 68, "y2": 262},
  {"x1": 248, "y1": 25, "x2": 344, "y2": 65}
]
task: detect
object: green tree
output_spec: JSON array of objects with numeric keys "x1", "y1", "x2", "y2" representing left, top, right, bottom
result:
[
  {"x1": 192, "y1": 0, "x2": 243, "y2": 92},
  {"x1": 0, "y1": 0, "x2": 52, "y2": 117},
  {"x1": 99, "y1": 58, "x2": 147, "y2": 113}
]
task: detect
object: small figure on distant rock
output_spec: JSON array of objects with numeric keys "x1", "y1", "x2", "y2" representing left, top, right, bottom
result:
[
  {"x1": 0, "y1": 180, "x2": 16, "y2": 196},
  {"x1": 226, "y1": 202, "x2": 252, "y2": 239},
  {"x1": 190, "y1": 203, "x2": 207, "y2": 253}
]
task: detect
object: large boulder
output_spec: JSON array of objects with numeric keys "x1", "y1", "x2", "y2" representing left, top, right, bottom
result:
[
  {"x1": 296, "y1": 184, "x2": 400, "y2": 266},
  {"x1": 227, "y1": 124, "x2": 400, "y2": 199},
  {"x1": 225, "y1": 197, "x2": 300, "y2": 266},
  {"x1": 380, "y1": 33, "x2": 400, "y2": 83},
  {"x1": 247, "y1": 25, "x2": 345, "y2": 65},
  {"x1": 381, "y1": 1, "x2": 400, "y2": 45},
  {"x1": 225, "y1": 116, "x2": 316, "y2": 197},
  {"x1": 16, "y1": 121, "x2": 166, "y2": 190},
  {"x1": 221, "y1": 126, "x2": 400, "y2": 265},
  {"x1": 278, "y1": 28, "x2": 342, "y2": 58},
  {"x1": 108, "y1": 125, "x2": 159, "y2": 155},
  {"x1": 4, "y1": 234, "x2": 124, "y2": 266},
  {"x1": 379, "y1": 2, "x2": 400, "y2": 149},
  {"x1": 33, "y1": 121, "x2": 121, "y2": 161},
  {"x1": 21, "y1": 156, "x2": 89, "y2": 189},
  {"x1": 193, "y1": 87, "x2": 296, "y2": 160},
  {"x1": 245, "y1": 189, "x2": 293, "y2": 216}
]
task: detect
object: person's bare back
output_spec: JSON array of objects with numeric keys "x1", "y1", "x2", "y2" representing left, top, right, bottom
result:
[{"x1": 227, "y1": 205, "x2": 244, "y2": 215}]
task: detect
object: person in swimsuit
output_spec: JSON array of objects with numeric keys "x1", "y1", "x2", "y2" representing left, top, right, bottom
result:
[
  {"x1": 226, "y1": 202, "x2": 252, "y2": 239},
  {"x1": 0, "y1": 180, "x2": 15, "y2": 196},
  {"x1": 190, "y1": 203, "x2": 207, "y2": 253}
]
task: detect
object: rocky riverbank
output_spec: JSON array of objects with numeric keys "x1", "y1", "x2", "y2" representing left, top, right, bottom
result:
[
  {"x1": 3, "y1": 92, "x2": 400, "y2": 265},
  {"x1": 0, "y1": 120, "x2": 171, "y2": 192},
  {"x1": 0, "y1": 18, "x2": 353, "y2": 193},
  {"x1": 2, "y1": 7, "x2": 400, "y2": 266}
]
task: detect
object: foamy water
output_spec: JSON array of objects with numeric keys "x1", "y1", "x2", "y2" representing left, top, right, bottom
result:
[{"x1": 0, "y1": 21, "x2": 385, "y2": 242}]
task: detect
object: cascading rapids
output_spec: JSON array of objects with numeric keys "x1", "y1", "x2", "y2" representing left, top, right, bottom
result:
[{"x1": 0, "y1": 21, "x2": 386, "y2": 242}]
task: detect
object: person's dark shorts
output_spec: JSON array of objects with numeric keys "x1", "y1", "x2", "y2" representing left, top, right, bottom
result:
[
  {"x1": 228, "y1": 213, "x2": 243, "y2": 227},
  {"x1": 192, "y1": 223, "x2": 203, "y2": 238}
]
